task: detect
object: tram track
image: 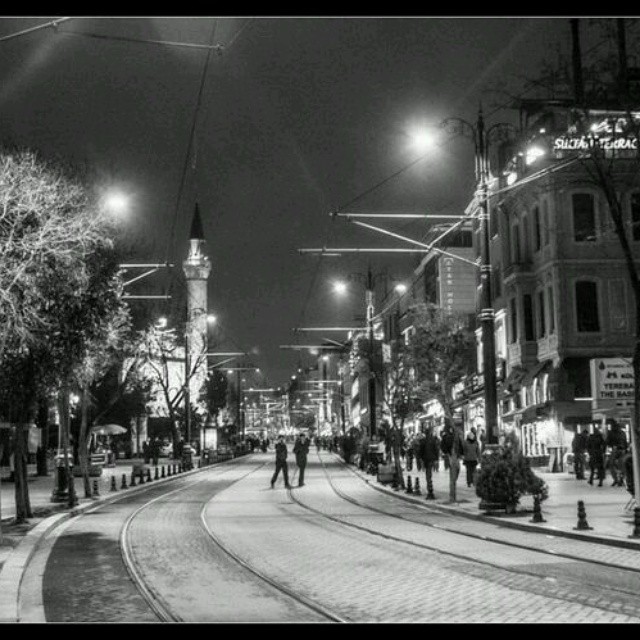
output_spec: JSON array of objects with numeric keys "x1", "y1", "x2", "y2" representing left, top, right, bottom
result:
[
  {"x1": 121, "y1": 456, "x2": 344, "y2": 623},
  {"x1": 282, "y1": 450, "x2": 640, "y2": 614},
  {"x1": 120, "y1": 460, "x2": 265, "y2": 622}
]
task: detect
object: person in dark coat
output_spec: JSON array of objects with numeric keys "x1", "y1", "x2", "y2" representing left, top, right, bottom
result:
[
  {"x1": 606, "y1": 420, "x2": 628, "y2": 486},
  {"x1": 151, "y1": 437, "x2": 160, "y2": 466},
  {"x1": 462, "y1": 430, "x2": 480, "y2": 487},
  {"x1": 142, "y1": 439, "x2": 150, "y2": 464},
  {"x1": 587, "y1": 426, "x2": 606, "y2": 486},
  {"x1": 270, "y1": 434, "x2": 291, "y2": 489},
  {"x1": 293, "y1": 431, "x2": 310, "y2": 487},
  {"x1": 571, "y1": 428, "x2": 589, "y2": 480},
  {"x1": 419, "y1": 425, "x2": 440, "y2": 499}
]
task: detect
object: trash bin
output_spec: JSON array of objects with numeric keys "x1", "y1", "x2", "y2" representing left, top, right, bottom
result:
[
  {"x1": 182, "y1": 444, "x2": 193, "y2": 470},
  {"x1": 51, "y1": 452, "x2": 74, "y2": 502}
]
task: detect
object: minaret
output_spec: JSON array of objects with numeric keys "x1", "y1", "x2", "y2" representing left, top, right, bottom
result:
[{"x1": 182, "y1": 203, "x2": 212, "y2": 443}]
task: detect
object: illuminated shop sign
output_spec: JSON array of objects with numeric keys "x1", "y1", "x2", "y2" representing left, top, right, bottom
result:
[{"x1": 553, "y1": 135, "x2": 638, "y2": 151}]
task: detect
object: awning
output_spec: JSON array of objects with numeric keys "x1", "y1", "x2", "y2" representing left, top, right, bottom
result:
[
  {"x1": 501, "y1": 367, "x2": 527, "y2": 395},
  {"x1": 522, "y1": 360, "x2": 553, "y2": 387},
  {"x1": 521, "y1": 402, "x2": 552, "y2": 423}
]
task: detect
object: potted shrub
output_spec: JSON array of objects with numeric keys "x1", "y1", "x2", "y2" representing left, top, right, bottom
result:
[{"x1": 476, "y1": 445, "x2": 548, "y2": 513}]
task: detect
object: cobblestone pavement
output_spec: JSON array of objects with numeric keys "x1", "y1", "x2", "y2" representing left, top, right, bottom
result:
[
  {"x1": 204, "y1": 451, "x2": 640, "y2": 623},
  {"x1": 20, "y1": 448, "x2": 640, "y2": 623},
  {"x1": 22, "y1": 456, "x2": 324, "y2": 622}
]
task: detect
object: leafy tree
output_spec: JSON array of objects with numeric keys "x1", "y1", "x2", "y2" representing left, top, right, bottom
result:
[
  {"x1": 199, "y1": 369, "x2": 229, "y2": 424},
  {"x1": 0, "y1": 148, "x2": 123, "y2": 520},
  {"x1": 408, "y1": 304, "x2": 476, "y2": 501}
]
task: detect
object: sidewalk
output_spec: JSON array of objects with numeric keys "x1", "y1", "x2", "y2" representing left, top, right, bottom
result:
[
  {"x1": 0, "y1": 456, "x2": 195, "y2": 523},
  {"x1": 351, "y1": 457, "x2": 640, "y2": 548}
]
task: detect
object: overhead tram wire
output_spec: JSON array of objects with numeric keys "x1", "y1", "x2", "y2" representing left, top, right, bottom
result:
[
  {"x1": 0, "y1": 17, "x2": 73, "y2": 43},
  {"x1": 162, "y1": 19, "x2": 219, "y2": 304}
]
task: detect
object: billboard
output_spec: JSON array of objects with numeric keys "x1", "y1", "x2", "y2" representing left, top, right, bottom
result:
[{"x1": 590, "y1": 358, "x2": 635, "y2": 410}]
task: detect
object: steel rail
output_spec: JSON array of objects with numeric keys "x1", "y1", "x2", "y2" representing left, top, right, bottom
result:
[
  {"x1": 199, "y1": 463, "x2": 346, "y2": 624},
  {"x1": 282, "y1": 451, "x2": 640, "y2": 613},
  {"x1": 119, "y1": 459, "x2": 262, "y2": 622}
]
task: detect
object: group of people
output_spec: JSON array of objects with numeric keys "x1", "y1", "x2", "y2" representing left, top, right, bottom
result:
[
  {"x1": 571, "y1": 421, "x2": 633, "y2": 489},
  {"x1": 270, "y1": 431, "x2": 310, "y2": 489}
]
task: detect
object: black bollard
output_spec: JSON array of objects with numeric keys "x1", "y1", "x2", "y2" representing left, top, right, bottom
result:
[
  {"x1": 573, "y1": 500, "x2": 593, "y2": 530},
  {"x1": 130, "y1": 472, "x2": 136, "y2": 487},
  {"x1": 154, "y1": 466, "x2": 159, "y2": 480},
  {"x1": 110, "y1": 476, "x2": 118, "y2": 492},
  {"x1": 530, "y1": 495, "x2": 546, "y2": 523},
  {"x1": 146, "y1": 468, "x2": 152, "y2": 483},
  {"x1": 93, "y1": 479, "x2": 100, "y2": 497},
  {"x1": 426, "y1": 473, "x2": 435, "y2": 500},
  {"x1": 414, "y1": 477, "x2": 421, "y2": 496},
  {"x1": 121, "y1": 473, "x2": 128, "y2": 490},
  {"x1": 161, "y1": 465, "x2": 166, "y2": 478},
  {"x1": 405, "y1": 475, "x2": 414, "y2": 495},
  {"x1": 630, "y1": 507, "x2": 640, "y2": 539}
]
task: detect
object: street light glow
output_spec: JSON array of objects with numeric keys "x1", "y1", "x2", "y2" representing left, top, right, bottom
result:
[
  {"x1": 157, "y1": 317, "x2": 168, "y2": 328},
  {"x1": 207, "y1": 314, "x2": 217, "y2": 324},
  {"x1": 333, "y1": 281, "x2": 348, "y2": 295},
  {"x1": 394, "y1": 283, "x2": 408, "y2": 294},
  {"x1": 101, "y1": 190, "x2": 130, "y2": 217},
  {"x1": 411, "y1": 128, "x2": 437, "y2": 154}
]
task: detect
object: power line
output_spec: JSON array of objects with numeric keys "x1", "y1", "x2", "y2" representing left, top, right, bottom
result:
[
  {"x1": 0, "y1": 17, "x2": 72, "y2": 43},
  {"x1": 163, "y1": 19, "x2": 219, "y2": 301}
]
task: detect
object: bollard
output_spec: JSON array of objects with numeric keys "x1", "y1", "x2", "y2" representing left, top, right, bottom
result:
[
  {"x1": 146, "y1": 468, "x2": 152, "y2": 483},
  {"x1": 121, "y1": 473, "x2": 128, "y2": 490},
  {"x1": 161, "y1": 465, "x2": 166, "y2": 478},
  {"x1": 414, "y1": 477, "x2": 421, "y2": 496},
  {"x1": 630, "y1": 507, "x2": 640, "y2": 539},
  {"x1": 198, "y1": 458, "x2": 202, "y2": 469},
  {"x1": 130, "y1": 472, "x2": 136, "y2": 487},
  {"x1": 173, "y1": 464, "x2": 177, "y2": 475},
  {"x1": 426, "y1": 473, "x2": 435, "y2": 500},
  {"x1": 154, "y1": 466, "x2": 159, "y2": 480},
  {"x1": 110, "y1": 476, "x2": 118, "y2": 492},
  {"x1": 405, "y1": 475, "x2": 414, "y2": 495},
  {"x1": 530, "y1": 494, "x2": 546, "y2": 523},
  {"x1": 93, "y1": 479, "x2": 100, "y2": 497},
  {"x1": 573, "y1": 500, "x2": 593, "y2": 530}
]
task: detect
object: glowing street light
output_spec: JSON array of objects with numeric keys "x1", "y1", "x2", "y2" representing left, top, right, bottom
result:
[
  {"x1": 333, "y1": 281, "x2": 348, "y2": 295},
  {"x1": 394, "y1": 283, "x2": 408, "y2": 294},
  {"x1": 101, "y1": 190, "x2": 130, "y2": 218},
  {"x1": 410, "y1": 128, "x2": 438, "y2": 154},
  {"x1": 206, "y1": 314, "x2": 217, "y2": 325}
]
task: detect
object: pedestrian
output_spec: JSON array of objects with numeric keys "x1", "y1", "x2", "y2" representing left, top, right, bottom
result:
[
  {"x1": 142, "y1": 439, "x2": 150, "y2": 464},
  {"x1": 270, "y1": 434, "x2": 291, "y2": 489},
  {"x1": 293, "y1": 431, "x2": 310, "y2": 487},
  {"x1": 462, "y1": 429, "x2": 480, "y2": 487},
  {"x1": 440, "y1": 429, "x2": 450, "y2": 471},
  {"x1": 406, "y1": 435, "x2": 414, "y2": 471},
  {"x1": 413, "y1": 430, "x2": 424, "y2": 472},
  {"x1": 587, "y1": 426, "x2": 606, "y2": 487},
  {"x1": 571, "y1": 428, "x2": 589, "y2": 480},
  {"x1": 606, "y1": 420, "x2": 628, "y2": 487},
  {"x1": 440, "y1": 421, "x2": 464, "y2": 502},
  {"x1": 151, "y1": 437, "x2": 160, "y2": 466},
  {"x1": 419, "y1": 425, "x2": 440, "y2": 499}
]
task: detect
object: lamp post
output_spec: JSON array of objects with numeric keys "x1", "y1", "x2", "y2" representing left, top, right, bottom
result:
[{"x1": 441, "y1": 109, "x2": 517, "y2": 446}]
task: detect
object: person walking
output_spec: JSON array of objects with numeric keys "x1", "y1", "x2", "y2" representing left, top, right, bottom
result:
[
  {"x1": 412, "y1": 431, "x2": 424, "y2": 473},
  {"x1": 405, "y1": 435, "x2": 414, "y2": 472},
  {"x1": 572, "y1": 428, "x2": 589, "y2": 480},
  {"x1": 462, "y1": 429, "x2": 480, "y2": 487},
  {"x1": 151, "y1": 437, "x2": 160, "y2": 466},
  {"x1": 271, "y1": 434, "x2": 291, "y2": 489},
  {"x1": 587, "y1": 426, "x2": 606, "y2": 487},
  {"x1": 419, "y1": 425, "x2": 440, "y2": 500},
  {"x1": 293, "y1": 431, "x2": 310, "y2": 487},
  {"x1": 606, "y1": 420, "x2": 628, "y2": 487},
  {"x1": 142, "y1": 439, "x2": 150, "y2": 464}
]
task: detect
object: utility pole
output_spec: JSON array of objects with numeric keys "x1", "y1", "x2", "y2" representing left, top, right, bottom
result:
[{"x1": 366, "y1": 267, "x2": 377, "y2": 440}]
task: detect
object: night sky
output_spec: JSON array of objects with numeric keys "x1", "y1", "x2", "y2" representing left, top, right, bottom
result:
[{"x1": 0, "y1": 16, "x2": 581, "y2": 385}]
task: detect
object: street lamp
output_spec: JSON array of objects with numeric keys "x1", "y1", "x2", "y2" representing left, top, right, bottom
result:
[{"x1": 441, "y1": 109, "x2": 518, "y2": 446}]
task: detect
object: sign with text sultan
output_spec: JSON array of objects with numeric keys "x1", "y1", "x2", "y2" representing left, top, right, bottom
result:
[{"x1": 590, "y1": 358, "x2": 635, "y2": 407}]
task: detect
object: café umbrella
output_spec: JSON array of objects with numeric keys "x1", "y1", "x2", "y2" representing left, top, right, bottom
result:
[{"x1": 91, "y1": 424, "x2": 127, "y2": 436}]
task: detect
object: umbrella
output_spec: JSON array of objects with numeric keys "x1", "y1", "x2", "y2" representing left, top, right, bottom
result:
[{"x1": 91, "y1": 424, "x2": 127, "y2": 436}]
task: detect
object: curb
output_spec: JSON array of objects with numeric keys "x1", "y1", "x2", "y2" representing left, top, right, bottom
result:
[
  {"x1": 342, "y1": 456, "x2": 640, "y2": 551},
  {"x1": 0, "y1": 455, "x2": 249, "y2": 623}
]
